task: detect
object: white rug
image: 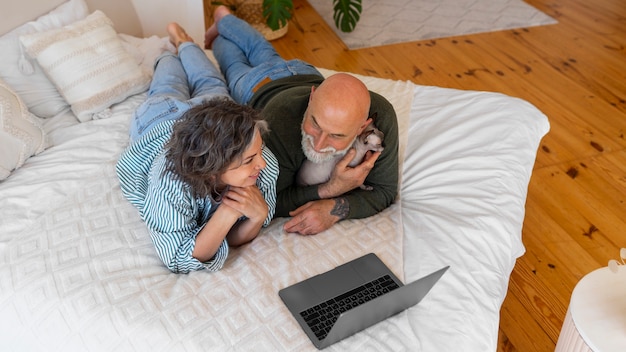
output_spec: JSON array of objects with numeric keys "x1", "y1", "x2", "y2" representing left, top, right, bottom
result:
[{"x1": 307, "y1": 0, "x2": 557, "y2": 49}]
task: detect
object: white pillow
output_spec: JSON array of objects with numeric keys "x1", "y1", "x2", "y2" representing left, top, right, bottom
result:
[
  {"x1": 19, "y1": 10, "x2": 151, "y2": 122},
  {"x1": 0, "y1": 0, "x2": 89, "y2": 118},
  {"x1": 0, "y1": 79, "x2": 46, "y2": 181}
]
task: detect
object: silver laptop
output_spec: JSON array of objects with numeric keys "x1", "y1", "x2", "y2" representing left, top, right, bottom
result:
[{"x1": 278, "y1": 252, "x2": 449, "y2": 349}]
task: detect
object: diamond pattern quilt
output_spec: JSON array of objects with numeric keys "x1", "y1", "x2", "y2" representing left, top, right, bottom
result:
[{"x1": 0, "y1": 52, "x2": 549, "y2": 351}]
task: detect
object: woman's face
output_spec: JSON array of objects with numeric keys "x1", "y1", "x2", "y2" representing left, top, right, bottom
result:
[{"x1": 219, "y1": 130, "x2": 266, "y2": 188}]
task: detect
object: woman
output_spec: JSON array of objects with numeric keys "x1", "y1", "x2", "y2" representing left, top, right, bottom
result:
[{"x1": 116, "y1": 23, "x2": 278, "y2": 273}]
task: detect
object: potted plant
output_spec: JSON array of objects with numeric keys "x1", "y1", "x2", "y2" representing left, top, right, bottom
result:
[
  {"x1": 211, "y1": 0, "x2": 363, "y2": 35},
  {"x1": 264, "y1": 0, "x2": 363, "y2": 33}
]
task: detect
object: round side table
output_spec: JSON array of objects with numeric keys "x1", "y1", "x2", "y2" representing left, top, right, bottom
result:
[{"x1": 555, "y1": 266, "x2": 626, "y2": 352}]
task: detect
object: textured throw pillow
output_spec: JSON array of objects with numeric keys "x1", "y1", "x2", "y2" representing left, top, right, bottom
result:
[
  {"x1": 0, "y1": 79, "x2": 46, "y2": 181},
  {"x1": 0, "y1": 0, "x2": 89, "y2": 118},
  {"x1": 19, "y1": 10, "x2": 151, "y2": 122}
]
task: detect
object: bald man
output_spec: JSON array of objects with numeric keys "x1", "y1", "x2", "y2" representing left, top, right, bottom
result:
[{"x1": 208, "y1": 6, "x2": 399, "y2": 235}]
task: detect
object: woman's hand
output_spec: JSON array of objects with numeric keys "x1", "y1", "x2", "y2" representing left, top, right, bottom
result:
[
  {"x1": 192, "y1": 186, "x2": 268, "y2": 261},
  {"x1": 222, "y1": 185, "x2": 268, "y2": 247},
  {"x1": 221, "y1": 185, "x2": 268, "y2": 222}
]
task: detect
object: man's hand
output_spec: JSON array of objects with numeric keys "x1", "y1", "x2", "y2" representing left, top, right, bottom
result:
[
  {"x1": 318, "y1": 149, "x2": 381, "y2": 199},
  {"x1": 283, "y1": 198, "x2": 348, "y2": 235}
]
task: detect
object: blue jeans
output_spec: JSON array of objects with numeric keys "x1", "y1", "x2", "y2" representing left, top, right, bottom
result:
[
  {"x1": 130, "y1": 42, "x2": 230, "y2": 141},
  {"x1": 212, "y1": 14, "x2": 322, "y2": 105}
]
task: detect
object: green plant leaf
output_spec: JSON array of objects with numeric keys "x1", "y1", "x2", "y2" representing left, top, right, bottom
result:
[
  {"x1": 333, "y1": 0, "x2": 362, "y2": 33},
  {"x1": 263, "y1": 0, "x2": 293, "y2": 31}
]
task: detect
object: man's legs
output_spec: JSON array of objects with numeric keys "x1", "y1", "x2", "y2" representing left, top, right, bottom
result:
[
  {"x1": 211, "y1": 9, "x2": 321, "y2": 105},
  {"x1": 214, "y1": 14, "x2": 283, "y2": 67}
]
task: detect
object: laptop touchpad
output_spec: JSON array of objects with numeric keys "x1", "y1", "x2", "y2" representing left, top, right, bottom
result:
[{"x1": 308, "y1": 263, "x2": 365, "y2": 300}]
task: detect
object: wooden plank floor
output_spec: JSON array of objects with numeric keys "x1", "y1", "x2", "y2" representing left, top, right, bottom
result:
[{"x1": 205, "y1": 0, "x2": 626, "y2": 350}]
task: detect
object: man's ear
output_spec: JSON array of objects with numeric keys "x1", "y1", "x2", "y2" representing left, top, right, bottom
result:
[
  {"x1": 358, "y1": 118, "x2": 373, "y2": 134},
  {"x1": 358, "y1": 112, "x2": 376, "y2": 133},
  {"x1": 309, "y1": 86, "x2": 316, "y2": 102}
]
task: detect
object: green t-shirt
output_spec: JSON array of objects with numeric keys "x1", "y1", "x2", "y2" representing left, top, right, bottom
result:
[{"x1": 250, "y1": 75, "x2": 399, "y2": 219}]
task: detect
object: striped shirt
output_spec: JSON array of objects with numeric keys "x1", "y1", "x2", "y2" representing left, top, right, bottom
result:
[{"x1": 116, "y1": 119, "x2": 279, "y2": 273}]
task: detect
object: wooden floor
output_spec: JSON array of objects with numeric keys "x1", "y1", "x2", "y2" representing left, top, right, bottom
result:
[{"x1": 205, "y1": 0, "x2": 626, "y2": 350}]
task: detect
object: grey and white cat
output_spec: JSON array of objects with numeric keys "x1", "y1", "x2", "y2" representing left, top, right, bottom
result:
[{"x1": 296, "y1": 124, "x2": 384, "y2": 190}]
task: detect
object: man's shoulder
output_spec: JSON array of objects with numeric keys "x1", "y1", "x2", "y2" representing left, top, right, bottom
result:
[
  {"x1": 249, "y1": 75, "x2": 323, "y2": 110},
  {"x1": 368, "y1": 91, "x2": 398, "y2": 136},
  {"x1": 369, "y1": 91, "x2": 395, "y2": 115},
  {"x1": 257, "y1": 87, "x2": 311, "y2": 128}
]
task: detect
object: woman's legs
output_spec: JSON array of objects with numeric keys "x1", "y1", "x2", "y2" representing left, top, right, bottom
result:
[
  {"x1": 178, "y1": 42, "x2": 229, "y2": 103},
  {"x1": 130, "y1": 23, "x2": 230, "y2": 140},
  {"x1": 165, "y1": 22, "x2": 229, "y2": 102},
  {"x1": 147, "y1": 52, "x2": 189, "y2": 101},
  {"x1": 130, "y1": 47, "x2": 190, "y2": 140}
]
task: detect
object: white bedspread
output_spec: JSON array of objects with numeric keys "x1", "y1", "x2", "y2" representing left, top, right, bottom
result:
[{"x1": 0, "y1": 55, "x2": 549, "y2": 351}]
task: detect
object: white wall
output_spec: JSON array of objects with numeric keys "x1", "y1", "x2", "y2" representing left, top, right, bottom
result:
[{"x1": 131, "y1": 0, "x2": 206, "y2": 43}]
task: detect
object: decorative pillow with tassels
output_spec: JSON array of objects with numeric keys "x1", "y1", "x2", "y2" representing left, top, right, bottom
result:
[
  {"x1": 19, "y1": 10, "x2": 151, "y2": 122},
  {"x1": 0, "y1": 78, "x2": 47, "y2": 180},
  {"x1": 0, "y1": 0, "x2": 89, "y2": 119}
]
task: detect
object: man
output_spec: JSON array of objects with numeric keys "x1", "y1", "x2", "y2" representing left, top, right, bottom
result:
[{"x1": 206, "y1": 6, "x2": 399, "y2": 235}]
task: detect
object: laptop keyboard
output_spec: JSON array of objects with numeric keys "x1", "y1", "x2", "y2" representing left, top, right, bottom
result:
[{"x1": 299, "y1": 274, "x2": 400, "y2": 340}]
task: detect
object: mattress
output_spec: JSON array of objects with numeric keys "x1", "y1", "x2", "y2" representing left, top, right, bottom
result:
[{"x1": 0, "y1": 38, "x2": 549, "y2": 351}]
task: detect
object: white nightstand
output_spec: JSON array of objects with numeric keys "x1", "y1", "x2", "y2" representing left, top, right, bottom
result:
[{"x1": 555, "y1": 266, "x2": 626, "y2": 352}]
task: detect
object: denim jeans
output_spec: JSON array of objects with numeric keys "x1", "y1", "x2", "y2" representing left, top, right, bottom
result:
[
  {"x1": 130, "y1": 42, "x2": 230, "y2": 141},
  {"x1": 212, "y1": 14, "x2": 322, "y2": 105}
]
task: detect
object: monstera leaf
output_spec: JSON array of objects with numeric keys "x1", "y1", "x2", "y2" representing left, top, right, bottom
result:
[
  {"x1": 263, "y1": 0, "x2": 293, "y2": 30},
  {"x1": 261, "y1": 0, "x2": 363, "y2": 33},
  {"x1": 333, "y1": 0, "x2": 362, "y2": 33}
]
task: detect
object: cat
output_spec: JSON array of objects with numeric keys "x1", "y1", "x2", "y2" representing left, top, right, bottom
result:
[{"x1": 296, "y1": 124, "x2": 384, "y2": 190}]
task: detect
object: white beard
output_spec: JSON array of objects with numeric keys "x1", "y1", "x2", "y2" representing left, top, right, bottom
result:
[{"x1": 301, "y1": 131, "x2": 351, "y2": 163}]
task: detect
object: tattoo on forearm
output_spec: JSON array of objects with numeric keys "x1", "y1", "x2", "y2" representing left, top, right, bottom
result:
[{"x1": 330, "y1": 198, "x2": 349, "y2": 220}]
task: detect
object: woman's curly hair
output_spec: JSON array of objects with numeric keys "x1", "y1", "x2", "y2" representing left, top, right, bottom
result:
[{"x1": 165, "y1": 97, "x2": 268, "y2": 200}]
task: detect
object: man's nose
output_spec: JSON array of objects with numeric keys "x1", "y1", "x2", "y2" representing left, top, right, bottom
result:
[{"x1": 313, "y1": 134, "x2": 328, "y2": 151}]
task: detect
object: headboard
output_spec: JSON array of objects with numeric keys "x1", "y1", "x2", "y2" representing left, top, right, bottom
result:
[{"x1": 1, "y1": 0, "x2": 143, "y2": 36}]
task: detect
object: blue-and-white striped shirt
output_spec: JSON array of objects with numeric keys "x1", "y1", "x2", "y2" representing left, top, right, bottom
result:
[{"x1": 116, "y1": 119, "x2": 278, "y2": 273}]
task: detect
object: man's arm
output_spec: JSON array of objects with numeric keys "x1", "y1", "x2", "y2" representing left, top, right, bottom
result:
[
  {"x1": 282, "y1": 198, "x2": 344, "y2": 235},
  {"x1": 282, "y1": 143, "x2": 396, "y2": 235}
]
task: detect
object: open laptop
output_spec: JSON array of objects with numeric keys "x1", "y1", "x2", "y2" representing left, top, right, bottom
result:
[{"x1": 279, "y1": 253, "x2": 449, "y2": 349}]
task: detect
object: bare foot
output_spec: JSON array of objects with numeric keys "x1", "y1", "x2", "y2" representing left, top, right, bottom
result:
[
  {"x1": 167, "y1": 22, "x2": 194, "y2": 51},
  {"x1": 204, "y1": 24, "x2": 218, "y2": 50},
  {"x1": 204, "y1": 5, "x2": 232, "y2": 49}
]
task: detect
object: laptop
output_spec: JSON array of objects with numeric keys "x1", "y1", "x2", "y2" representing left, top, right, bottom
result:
[{"x1": 278, "y1": 253, "x2": 449, "y2": 349}]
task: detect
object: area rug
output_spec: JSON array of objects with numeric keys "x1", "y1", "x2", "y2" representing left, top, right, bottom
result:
[{"x1": 307, "y1": 0, "x2": 557, "y2": 49}]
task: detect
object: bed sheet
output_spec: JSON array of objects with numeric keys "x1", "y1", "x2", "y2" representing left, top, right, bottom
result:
[
  {"x1": 0, "y1": 55, "x2": 548, "y2": 352},
  {"x1": 401, "y1": 86, "x2": 549, "y2": 351}
]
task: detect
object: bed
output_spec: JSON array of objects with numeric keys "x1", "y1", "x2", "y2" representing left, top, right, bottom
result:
[{"x1": 0, "y1": 0, "x2": 550, "y2": 351}]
